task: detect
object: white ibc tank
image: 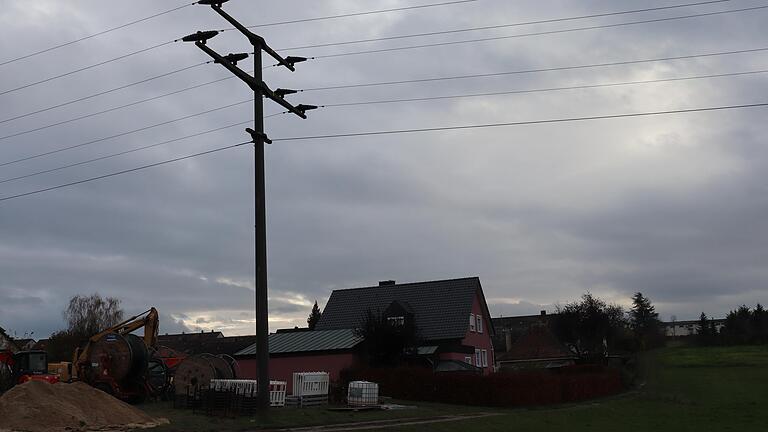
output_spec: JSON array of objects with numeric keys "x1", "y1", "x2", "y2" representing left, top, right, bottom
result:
[{"x1": 347, "y1": 381, "x2": 379, "y2": 406}]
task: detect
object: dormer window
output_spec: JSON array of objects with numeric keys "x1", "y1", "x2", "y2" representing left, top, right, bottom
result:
[{"x1": 387, "y1": 316, "x2": 405, "y2": 327}]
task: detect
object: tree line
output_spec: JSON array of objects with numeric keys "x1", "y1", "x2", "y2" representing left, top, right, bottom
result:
[{"x1": 697, "y1": 304, "x2": 768, "y2": 346}]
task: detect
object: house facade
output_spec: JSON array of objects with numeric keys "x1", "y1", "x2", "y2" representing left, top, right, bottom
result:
[{"x1": 314, "y1": 277, "x2": 496, "y2": 374}]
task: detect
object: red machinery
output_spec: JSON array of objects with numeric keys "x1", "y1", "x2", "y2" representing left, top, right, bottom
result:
[{"x1": 0, "y1": 350, "x2": 59, "y2": 391}]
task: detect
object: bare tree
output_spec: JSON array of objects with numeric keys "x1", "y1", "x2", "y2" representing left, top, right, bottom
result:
[{"x1": 64, "y1": 294, "x2": 124, "y2": 339}]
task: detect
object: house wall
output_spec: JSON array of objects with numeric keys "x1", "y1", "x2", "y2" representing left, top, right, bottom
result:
[
  {"x1": 664, "y1": 321, "x2": 726, "y2": 337},
  {"x1": 439, "y1": 290, "x2": 495, "y2": 374},
  {"x1": 237, "y1": 352, "x2": 358, "y2": 392},
  {"x1": 0, "y1": 332, "x2": 17, "y2": 353}
]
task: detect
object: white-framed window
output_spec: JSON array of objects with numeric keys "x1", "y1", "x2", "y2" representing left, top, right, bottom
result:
[
  {"x1": 476, "y1": 315, "x2": 483, "y2": 333},
  {"x1": 481, "y1": 349, "x2": 488, "y2": 367},
  {"x1": 464, "y1": 356, "x2": 473, "y2": 366},
  {"x1": 469, "y1": 314, "x2": 476, "y2": 332},
  {"x1": 387, "y1": 316, "x2": 404, "y2": 327},
  {"x1": 475, "y1": 349, "x2": 481, "y2": 367}
]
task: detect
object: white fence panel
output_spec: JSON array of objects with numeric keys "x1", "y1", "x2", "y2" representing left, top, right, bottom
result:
[
  {"x1": 209, "y1": 379, "x2": 287, "y2": 407},
  {"x1": 292, "y1": 372, "x2": 329, "y2": 397}
]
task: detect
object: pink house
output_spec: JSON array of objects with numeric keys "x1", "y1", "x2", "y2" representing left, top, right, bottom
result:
[
  {"x1": 315, "y1": 277, "x2": 495, "y2": 374},
  {"x1": 235, "y1": 277, "x2": 496, "y2": 387}
]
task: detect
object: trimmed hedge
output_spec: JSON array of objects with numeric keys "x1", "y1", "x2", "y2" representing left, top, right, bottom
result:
[{"x1": 341, "y1": 364, "x2": 624, "y2": 407}]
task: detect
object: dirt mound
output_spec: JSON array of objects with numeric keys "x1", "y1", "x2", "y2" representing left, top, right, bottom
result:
[{"x1": 0, "y1": 381, "x2": 165, "y2": 432}]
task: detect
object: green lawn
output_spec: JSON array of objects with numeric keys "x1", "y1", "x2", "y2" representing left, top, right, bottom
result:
[{"x1": 139, "y1": 345, "x2": 768, "y2": 431}]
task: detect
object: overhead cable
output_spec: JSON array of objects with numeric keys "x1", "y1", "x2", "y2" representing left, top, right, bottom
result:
[
  {"x1": 2, "y1": 101, "x2": 767, "y2": 204},
  {"x1": 0, "y1": 73, "x2": 240, "y2": 140},
  {"x1": 0, "y1": 116, "x2": 283, "y2": 185},
  {"x1": 0, "y1": 41, "x2": 176, "y2": 97},
  {"x1": 279, "y1": 0, "x2": 733, "y2": 50},
  {"x1": 301, "y1": 47, "x2": 768, "y2": 92},
  {"x1": 0, "y1": 2, "x2": 195, "y2": 68},
  {"x1": 0, "y1": 62, "x2": 209, "y2": 126},
  {"x1": 0, "y1": 99, "x2": 253, "y2": 167},
  {"x1": 272, "y1": 102, "x2": 768, "y2": 142},
  {"x1": 314, "y1": 69, "x2": 768, "y2": 108},
  {"x1": 0, "y1": 140, "x2": 254, "y2": 203},
  {"x1": 241, "y1": 0, "x2": 479, "y2": 29},
  {"x1": 300, "y1": 5, "x2": 768, "y2": 59}
]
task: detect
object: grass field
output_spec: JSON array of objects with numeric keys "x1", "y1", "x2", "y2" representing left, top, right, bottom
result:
[{"x1": 140, "y1": 345, "x2": 768, "y2": 431}]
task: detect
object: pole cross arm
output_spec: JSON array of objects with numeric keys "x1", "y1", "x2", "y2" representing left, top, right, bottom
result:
[
  {"x1": 209, "y1": 4, "x2": 296, "y2": 71},
  {"x1": 194, "y1": 42, "x2": 307, "y2": 119},
  {"x1": 194, "y1": 42, "x2": 261, "y2": 92}
]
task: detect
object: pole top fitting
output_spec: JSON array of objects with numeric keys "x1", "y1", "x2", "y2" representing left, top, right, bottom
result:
[
  {"x1": 284, "y1": 56, "x2": 308, "y2": 68},
  {"x1": 296, "y1": 104, "x2": 319, "y2": 115},
  {"x1": 274, "y1": 88, "x2": 298, "y2": 98},
  {"x1": 181, "y1": 30, "x2": 220, "y2": 44},
  {"x1": 246, "y1": 128, "x2": 273, "y2": 145},
  {"x1": 215, "y1": 52, "x2": 250, "y2": 65},
  {"x1": 197, "y1": 0, "x2": 230, "y2": 6}
]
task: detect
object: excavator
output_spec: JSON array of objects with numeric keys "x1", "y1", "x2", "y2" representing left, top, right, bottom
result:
[{"x1": 73, "y1": 307, "x2": 168, "y2": 402}]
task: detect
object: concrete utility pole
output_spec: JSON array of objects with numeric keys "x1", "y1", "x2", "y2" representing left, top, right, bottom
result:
[{"x1": 183, "y1": 0, "x2": 315, "y2": 410}]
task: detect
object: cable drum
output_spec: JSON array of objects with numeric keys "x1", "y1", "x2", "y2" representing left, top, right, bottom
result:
[
  {"x1": 85, "y1": 333, "x2": 148, "y2": 385},
  {"x1": 172, "y1": 354, "x2": 236, "y2": 395}
]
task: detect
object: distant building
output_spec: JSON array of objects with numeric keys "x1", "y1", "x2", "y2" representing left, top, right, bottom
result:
[
  {"x1": 158, "y1": 331, "x2": 258, "y2": 357},
  {"x1": 663, "y1": 319, "x2": 726, "y2": 337},
  {"x1": 11, "y1": 338, "x2": 36, "y2": 351},
  {"x1": 492, "y1": 312, "x2": 576, "y2": 369},
  {"x1": 0, "y1": 327, "x2": 19, "y2": 352}
]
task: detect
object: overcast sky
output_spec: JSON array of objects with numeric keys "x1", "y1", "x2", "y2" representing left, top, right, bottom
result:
[{"x1": 1, "y1": 0, "x2": 766, "y2": 338}]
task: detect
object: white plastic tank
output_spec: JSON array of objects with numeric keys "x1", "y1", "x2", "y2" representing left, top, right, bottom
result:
[{"x1": 347, "y1": 381, "x2": 379, "y2": 406}]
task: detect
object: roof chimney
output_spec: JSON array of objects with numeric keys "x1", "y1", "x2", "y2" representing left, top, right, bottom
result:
[
  {"x1": 379, "y1": 280, "x2": 396, "y2": 286},
  {"x1": 540, "y1": 310, "x2": 547, "y2": 316}
]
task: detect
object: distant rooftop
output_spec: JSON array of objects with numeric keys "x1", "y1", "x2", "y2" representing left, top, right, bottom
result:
[{"x1": 236, "y1": 328, "x2": 363, "y2": 356}]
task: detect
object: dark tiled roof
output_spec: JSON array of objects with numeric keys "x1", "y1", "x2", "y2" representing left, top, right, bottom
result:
[
  {"x1": 497, "y1": 325, "x2": 574, "y2": 362},
  {"x1": 235, "y1": 329, "x2": 363, "y2": 356},
  {"x1": 158, "y1": 332, "x2": 256, "y2": 356},
  {"x1": 315, "y1": 277, "x2": 490, "y2": 341}
]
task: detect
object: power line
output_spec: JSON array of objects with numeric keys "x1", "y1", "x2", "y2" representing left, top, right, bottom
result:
[
  {"x1": 0, "y1": 2, "x2": 195, "y2": 68},
  {"x1": 0, "y1": 118, "x2": 300, "y2": 185},
  {"x1": 5, "y1": 46, "x2": 766, "y2": 142},
  {"x1": 4, "y1": 52, "x2": 767, "y2": 145},
  {"x1": 0, "y1": 99, "x2": 253, "y2": 167},
  {"x1": 0, "y1": 73, "x2": 239, "y2": 141},
  {"x1": 299, "y1": 5, "x2": 768, "y2": 59},
  {"x1": 0, "y1": 41, "x2": 176, "y2": 97},
  {"x1": 271, "y1": 102, "x2": 768, "y2": 142},
  {"x1": 2, "y1": 101, "x2": 767, "y2": 204},
  {"x1": 0, "y1": 62, "x2": 208, "y2": 126},
  {"x1": 315, "y1": 69, "x2": 768, "y2": 108},
  {"x1": 300, "y1": 46, "x2": 768, "y2": 92},
  {"x1": 0, "y1": 140, "x2": 253, "y2": 204},
  {"x1": 279, "y1": 0, "x2": 733, "y2": 51},
  {"x1": 0, "y1": 1, "x2": 478, "y2": 98},
  {"x1": 241, "y1": 0, "x2": 480, "y2": 29}
]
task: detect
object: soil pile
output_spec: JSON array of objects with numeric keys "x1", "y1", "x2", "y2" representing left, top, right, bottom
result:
[{"x1": 0, "y1": 381, "x2": 165, "y2": 432}]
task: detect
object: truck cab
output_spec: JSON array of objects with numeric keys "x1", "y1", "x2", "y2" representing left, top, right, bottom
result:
[{"x1": 12, "y1": 351, "x2": 59, "y2": 385}]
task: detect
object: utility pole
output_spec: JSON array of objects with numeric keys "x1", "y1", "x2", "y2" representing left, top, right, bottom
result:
[{"x1": 183, "y1": 0, "x2": 316, "y2": 410}]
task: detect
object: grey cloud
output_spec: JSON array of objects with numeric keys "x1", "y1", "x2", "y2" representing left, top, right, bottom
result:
[{"x1": 1, "y1": 0, "x2": 767, "y2": 335}]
